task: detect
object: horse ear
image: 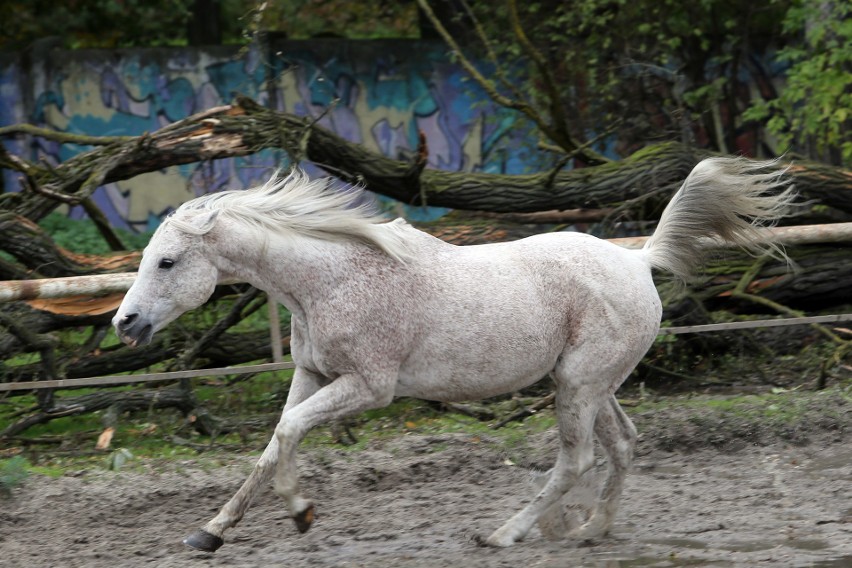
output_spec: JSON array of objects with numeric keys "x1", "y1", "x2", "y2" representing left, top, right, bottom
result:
[{"x1": 188, "y1": 210, "x2": 220, "y2": 234}]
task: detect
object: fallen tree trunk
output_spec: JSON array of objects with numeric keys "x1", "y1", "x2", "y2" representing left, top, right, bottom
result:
[
  {"x1": 2, "y1": 221, "x2": 850, "y2": 302},
  {"x1": 663, "y1": 245, "x2": 852, "y2": 319},
  {"x1": 3, "y1": 97, "x2": 851, "y2": 223},
  {"x1": 0, "y1": 212, "x2": 140, "y2": 279},
  {"x1": 0, "y1": 387, "x2": 196, "y2": 438},
  {"x1": 0, "y1": 281, "x2": 258, "y2": 355}
]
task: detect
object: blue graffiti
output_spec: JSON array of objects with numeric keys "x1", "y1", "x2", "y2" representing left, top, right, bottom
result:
[{"x1": 1, "y1": 41, "x2": 571, "y2": 229}]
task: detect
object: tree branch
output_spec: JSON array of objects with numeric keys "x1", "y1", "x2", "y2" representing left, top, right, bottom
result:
[
  {"x1": 458, "y1": 0, "x2": 524, "y2": 99},
  {"x1": 506, "y1": 0, "x2": 609, "y2": 164},
  {"x1": 170, "y1": 287, "x2": 265, "y2": 371},
  {"x1": 0, "y1": 123, "x2": 134, "y2": 146}
]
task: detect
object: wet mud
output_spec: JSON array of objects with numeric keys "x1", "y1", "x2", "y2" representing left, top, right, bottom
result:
[{"x1": 2, "y1": 401, "x2": 850, "y2": 567}]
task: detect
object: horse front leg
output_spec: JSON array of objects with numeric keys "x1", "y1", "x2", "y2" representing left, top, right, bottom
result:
[
  {"x1": 183, "y1": 367, "x2": 325, "y2": 552},
  {"x1": 272, "y1": 371, "x2": 395, "y2": 534}
]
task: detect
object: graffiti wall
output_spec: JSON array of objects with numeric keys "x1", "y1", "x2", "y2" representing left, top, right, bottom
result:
[{"x1": 0, "y1": 40, "x2": 541, "y2": 231}]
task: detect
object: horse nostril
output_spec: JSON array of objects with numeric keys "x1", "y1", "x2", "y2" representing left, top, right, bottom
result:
[{"x1": 120, "y1": 313, "x2": 138, "y2": 327}]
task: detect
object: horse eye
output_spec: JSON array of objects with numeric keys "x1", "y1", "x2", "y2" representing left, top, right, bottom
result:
[{"x1": 158, "y1": 258, "x2": 175, "y2": 269}]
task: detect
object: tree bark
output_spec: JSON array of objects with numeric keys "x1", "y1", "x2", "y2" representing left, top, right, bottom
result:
[
  {"x1": 0, "y1": 212, "x2": 139, "y2": 278},
  {"x1": 698, "y1": 246, "x2": 852, "y2": 312},
  {"x1": 0, "y1": 387, "x2": 196, "y2": 438}
]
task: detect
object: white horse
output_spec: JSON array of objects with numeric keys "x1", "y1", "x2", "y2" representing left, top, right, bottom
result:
[{"x1": 113, "y1": 158, "x2": 793, "y2": 551}]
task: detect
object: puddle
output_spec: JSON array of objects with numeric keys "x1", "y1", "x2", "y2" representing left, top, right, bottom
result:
[
  {"x1": 613, "y1": 557, "x2": 724, "y2": 567},
  {"x1": 715, "y1": 538, "x2": 829, "y2": 553},
  {"x1": 567, "y1": 549, "x2": 852, "y2": 568},
  {"x1": 716, "y1": 541, "x2": 775, "y2": 552},
  {"x1": 806, "y1": 556, "x2": 852, "y2": 568},
  {"x1": 787, "y1": 539, "x2": 831, "y2": 551},
  {"x1": 803, "y1": 449, "x2": 852, "y2": 476},
  {"x1": 530, "y1": 553, "x2": 724, "y2": 568},
  {"x1": 644, "y1": 538, "x2": 708, "y2": 550},
  {"x1": 633, "y1": 463, "x2": 689, "y2": 476}
]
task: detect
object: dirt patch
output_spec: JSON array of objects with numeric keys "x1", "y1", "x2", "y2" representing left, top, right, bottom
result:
[{"x1": 1, "y1": 394, "x2": 850, "y2": 568}]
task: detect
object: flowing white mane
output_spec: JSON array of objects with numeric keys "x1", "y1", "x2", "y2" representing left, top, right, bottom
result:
[{"x1": 167, "y1": 169, "x2": 412, "y2": 262}]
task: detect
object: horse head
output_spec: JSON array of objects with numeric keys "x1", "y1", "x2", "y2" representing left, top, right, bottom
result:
[{"x1": 113, "y1": 210, "x2": 220, "y2": 347}]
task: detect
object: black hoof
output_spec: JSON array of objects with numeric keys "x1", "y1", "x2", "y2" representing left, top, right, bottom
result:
[
  {"x1": 293, "y1": 504, "x2": 315, "y2": 534},
  {"x1": 183, "y1": 529, "x2": 224, "y2": 552}
]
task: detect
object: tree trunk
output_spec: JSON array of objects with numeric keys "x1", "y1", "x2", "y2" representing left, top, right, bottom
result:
[
  {"x1": 187, "y1": 0, "x2": 221, "y2": 46},
  {"x1": 663, "y1": 245, "x2": 852, "y2": 319},
  {"x1": 0, "y1": 212, "x2": 139, "y2": 278},
  {"x1": 1, "y1": 387, "x2": 196, "y2": 438}
]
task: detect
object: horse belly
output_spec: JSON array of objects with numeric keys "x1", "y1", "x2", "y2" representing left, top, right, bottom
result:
[{"x1": 394, "y1": 334, "x2": 561, "y2": 402}]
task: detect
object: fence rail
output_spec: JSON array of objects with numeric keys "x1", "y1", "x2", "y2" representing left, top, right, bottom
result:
[
  {"x1": 0, "y1": 362, "x2": 296, "y2": 392},
  {"x1": 658, "y1": 313, "x2": 852, "y2": 335},
  {"x1": 1, "y1": 314, "x2": 849, "y2": 393}
]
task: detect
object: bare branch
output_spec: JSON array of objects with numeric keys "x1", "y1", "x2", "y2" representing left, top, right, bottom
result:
[
  {"x1": 417, "y1": 0, "x2": 609, "y2": 164},
  {"x1": 170, "y1": 287, "x2": 265, "y2": 371},
  {"x1": 506, "y1": 0, "x2": 609, "y2": 164},
  {"x1": 0, "y1": 123, "x2": 135, "y2": 146},
  {"x1": 458, "y1": 0, "x2": 523, "y2": 98}
]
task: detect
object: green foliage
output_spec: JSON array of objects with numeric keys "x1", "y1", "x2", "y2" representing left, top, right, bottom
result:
[
  {"x1": 39, "y1": 213, "x2": 153, "y2": 254},
  {"x1": 744, "y1": 1, "x2": 852, "y2": 166},
  {"x1": 0, "y1": 455, "x2": 29, "y2": 496},
  {"x1": 454, "y1": 0, "x2": 790, "y2": 156},
  {"x1": 0, "y1": 0, "x2": 417, "y2": 49},
  {"x1": 104, "y1": 448, "x2": 134, "y2": 471},
  {"x1": 247, "y1": 0, "x2": 418, "y2": 40},
  {"x1": 0, "y1": 0, "x2": 195, "y2": 49}
]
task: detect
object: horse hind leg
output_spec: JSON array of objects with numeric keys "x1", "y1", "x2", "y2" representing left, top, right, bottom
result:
[
  {"x1": 532, "y1": 465, "x2": 598, "y2": 540},
  {"x1": 532, "y1": 394, "x2": 636, "y2": 541},
  {"x1": 568, "y1": 394, "x2": 637, "y2": 540},
  {"x1": 485, "y1": 373, "x2": 600, "y2": 547}
]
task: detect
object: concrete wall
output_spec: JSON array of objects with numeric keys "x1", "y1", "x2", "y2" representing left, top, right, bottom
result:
[{"x1": 1, "y1": 40, "x2": 537, "y2": 230}]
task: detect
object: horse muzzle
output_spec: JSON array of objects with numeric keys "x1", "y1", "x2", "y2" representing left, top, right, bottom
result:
[{"x1": 113, "y1": 312, "x2": 154, "y2": 348}]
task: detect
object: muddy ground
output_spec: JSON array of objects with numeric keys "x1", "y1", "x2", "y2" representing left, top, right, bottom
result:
[{"x1": 1, "y1": 391, "x2": 850, "y2": 568}]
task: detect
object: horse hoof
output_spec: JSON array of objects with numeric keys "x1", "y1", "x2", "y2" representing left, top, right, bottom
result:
[
  {"x1": 484, "y1": 525, "x2": 523, "y2": 548},
  {"x1": 293, "y1": 504, "x2": 315, "y2": 534},
  {"x1": 183, "y1": 529, "x2": 224, "y2": 552}
]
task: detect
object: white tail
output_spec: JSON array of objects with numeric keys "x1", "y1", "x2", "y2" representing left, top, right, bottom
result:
[{"x1": 643, "y1": 157, "x2": 797, "y2": 282}]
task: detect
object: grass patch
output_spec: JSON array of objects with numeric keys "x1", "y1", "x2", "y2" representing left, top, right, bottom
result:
[
  {"x1": 2, "y1": 381, "x2": 847, "y2": 476},
  {"x1": 0, "y1": 455, "x2": 29, "y2": 495},
  {"x1": 299, "y1": 398, "x2": 558, "y2": 454},
  {"x1": 27, "y1": 463, "x2": 65, "y2": 478},
  {"x1": 630, "y1": 380, "x2": 851, "y2": 421},
  {"x1": 628, "y1": 379, "x2": 851, "y2": 451}
]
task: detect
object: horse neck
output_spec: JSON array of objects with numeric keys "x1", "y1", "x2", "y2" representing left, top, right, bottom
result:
[{"x1": 208, "y1": 218, "x2": 380, "y2": 305}]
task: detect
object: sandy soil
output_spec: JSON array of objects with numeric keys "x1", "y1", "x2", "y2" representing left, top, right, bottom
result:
[{"x1": 2, "y1": 400, "x2": 850, "y2": 568}]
